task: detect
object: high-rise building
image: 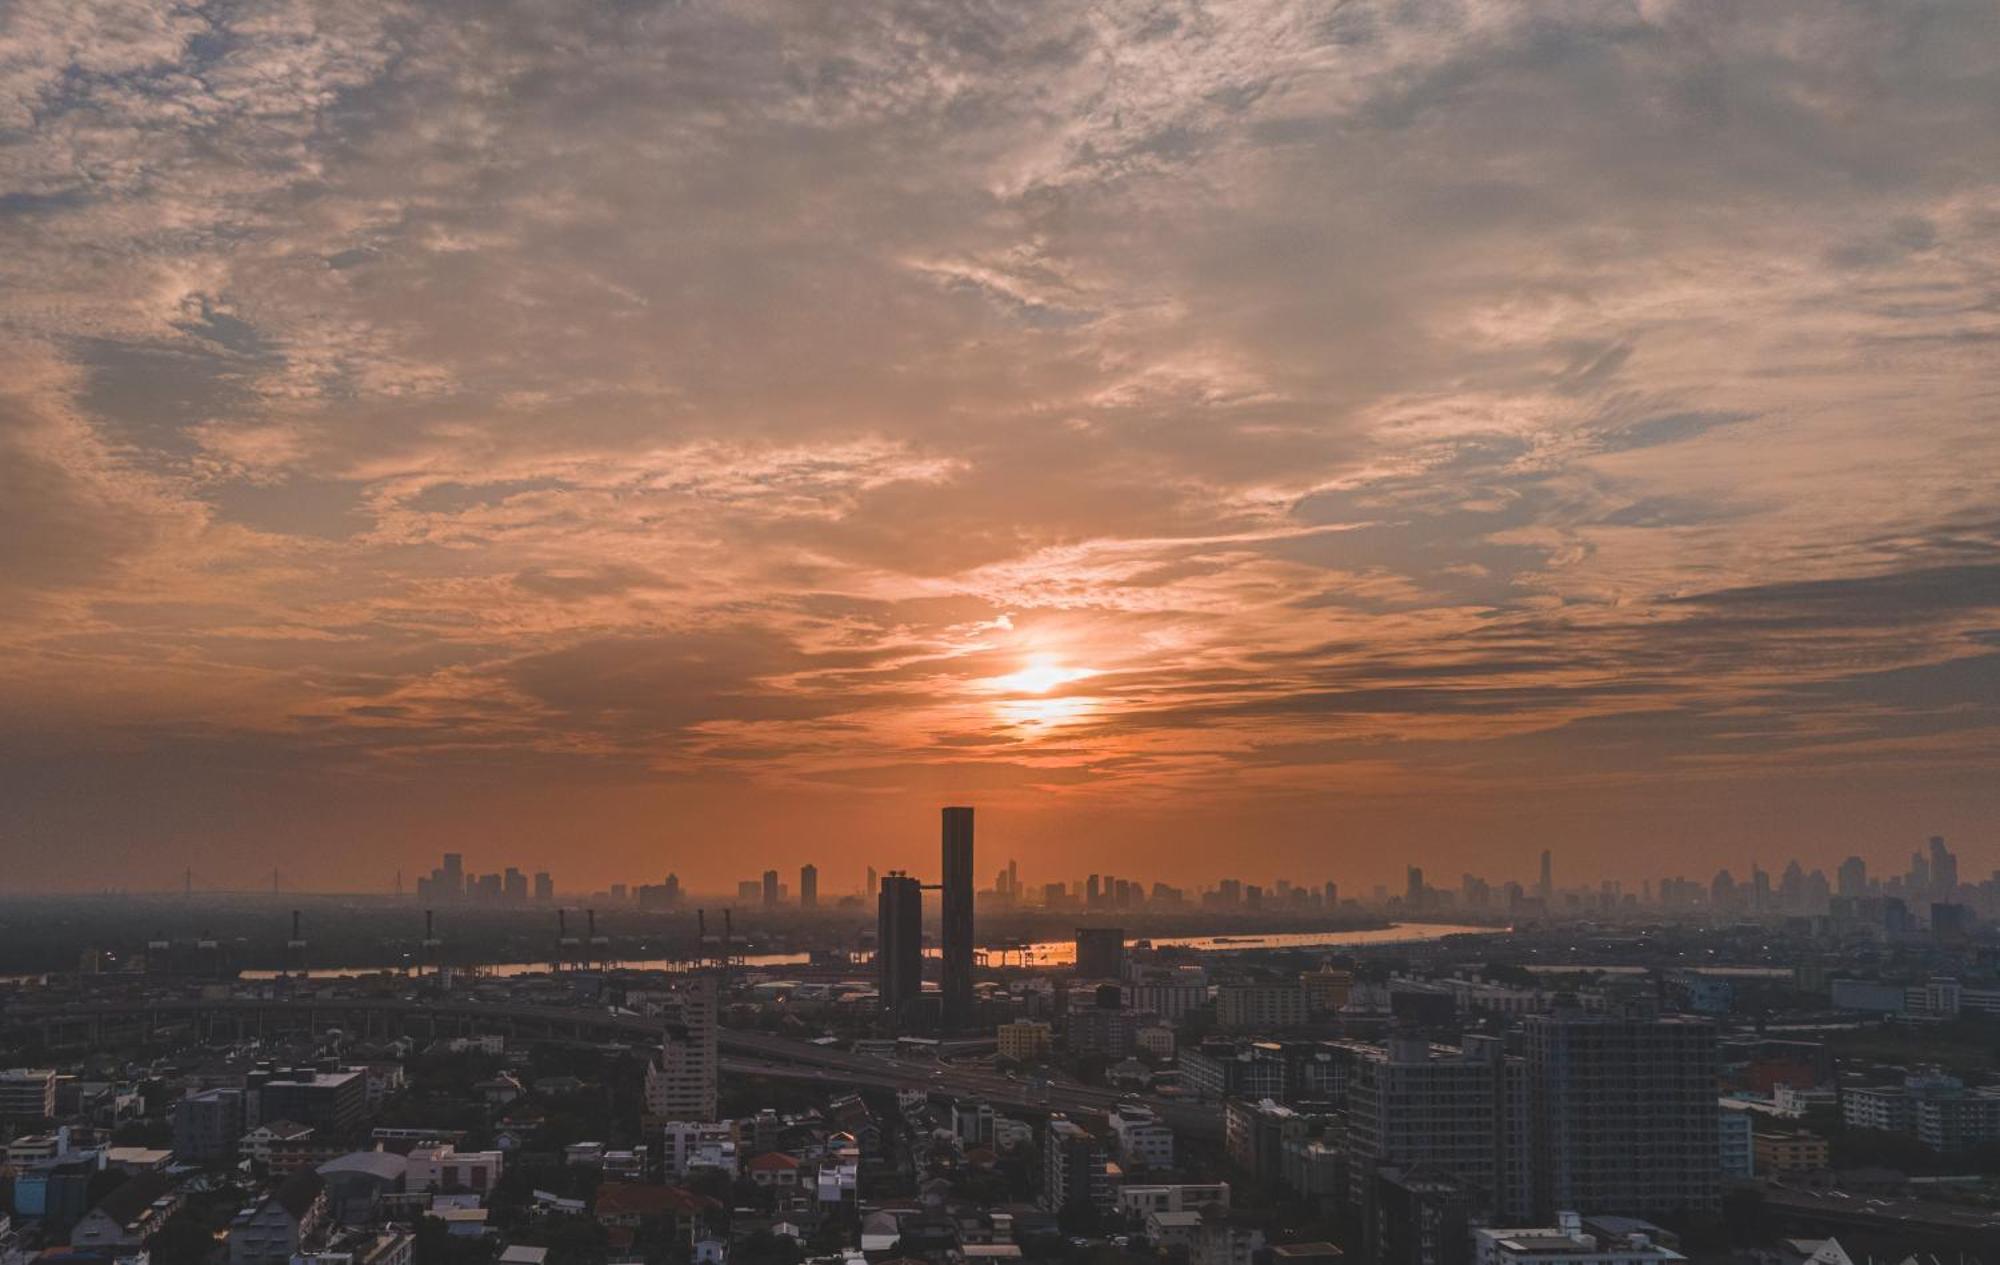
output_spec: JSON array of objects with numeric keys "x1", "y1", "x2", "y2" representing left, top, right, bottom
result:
[
  {"x1": 442, "y1": 853, "x2": 465, "y2": 901},
  {"x1": 1930, "y1": 835, "x2": 1957, "y2": 896},
  {"x1": 1406, "y1": 866, "x2": 1425, "y2": 910},
  {"x1": 645, "y1": 975, "x2": 718, "y2": 1121},
  {"x1": 1075, "y1": 927, "x2": 1125, "y2": 980},
  {"x1": 532, "y1": 871, "x2": 554, "y2": 902},
  {"x1": 503, "y1": 867, "x2": 528, "y2": 903},
  {"x1": 877, "y1": 873, "x2": 924, "y2": 1019},
  {"x1": 1043, "y1": 1118, "x2": 1111, "y2": 1212},
  {"x1": 799, "y1": 863, "x2": 818, "y2": 910},
  {"x1": 1537, "y1": 850, "x2": 1552, "y2": 902},
  {"x1": 941, "y1": 805, "x2": 976, "y2": 1030},
  {"x1": 1837, "y1": 856, "x2": 1867, "y2": 900},
  {"x1": 866, "y1": 865, "x2": 878, "y2": 898},
  {"x1": 1525, "y1": 1009, "x2": 1719, "y2": 1217},
  {"x1": 762, "y1": 868, "x2": 780, "y2": 908},
  {"x1": 1342, "y1": 1032, "x2": 1531, "y2": 1225}
]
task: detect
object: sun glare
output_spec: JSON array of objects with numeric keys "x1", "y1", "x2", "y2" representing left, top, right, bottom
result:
[{"x1": 982, "y1": 659, "x2": 1099, "y2": 694}]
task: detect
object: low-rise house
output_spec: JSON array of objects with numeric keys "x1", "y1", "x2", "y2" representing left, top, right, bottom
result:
[
  {"x1": 229, "y1": 1172, "x2": 329, "y2": 1265},
  {"x1": 241, "y1": 1121, "x2": 315, "y2": 1166},
  {"x1": 71, "y1": 1174, "x2": 181, "y2": 1251},
  {"x1": 746, "y1": 1153, "x2": 801, "y2": 1188}
]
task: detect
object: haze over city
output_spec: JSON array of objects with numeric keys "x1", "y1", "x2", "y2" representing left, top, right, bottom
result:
[{"x1": 3, "y1": 1, "x2": 1998, "y2": 892}]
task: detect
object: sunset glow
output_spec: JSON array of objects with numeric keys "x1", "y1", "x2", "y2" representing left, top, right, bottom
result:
[
  {"x1": 0, "y1": 1, "x2": 1995, "y2": 892},
  {"x1": 981, "y1": 661, "x2": 1101, "y2": 696}
]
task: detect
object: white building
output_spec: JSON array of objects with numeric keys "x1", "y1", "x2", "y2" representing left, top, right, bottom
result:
[
  {"x1": 663, "y1": 1121, "x2": 736, "y2": 1176},
  {"x1": 1109, "y1": 1105, "x2": 1175, "y2": 1171},
  {"x1": 645, "y1": 978, "x2": 719, "y2": 1122},
  {"x1": 1117, "y1": 1183, "x2": 1231, "y2": 1218},
  {"x1": 404, "y1": 1144, "x2": 504, "y2": 1196},
  {"x1": 1473, "y1": 1213, "x2": 1686, "y2": 1265}
]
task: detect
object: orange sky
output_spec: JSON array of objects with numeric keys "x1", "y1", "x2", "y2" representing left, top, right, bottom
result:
[{"x1": 2, "y1": 1, "x2": 1997, "y2": 892}]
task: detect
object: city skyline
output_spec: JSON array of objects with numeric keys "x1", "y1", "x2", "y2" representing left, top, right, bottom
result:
[{"x1": 3, "y1": 3, "x2": 1998, "y2": 890}]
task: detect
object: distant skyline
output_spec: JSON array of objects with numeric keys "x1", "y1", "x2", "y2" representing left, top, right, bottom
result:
[{"x1": 2, "y1": 2, "x2": 1997, "y2": 890}]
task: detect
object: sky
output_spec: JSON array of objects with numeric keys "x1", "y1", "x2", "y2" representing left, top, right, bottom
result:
[{"x1": 2, "y1": 0, "x2": 1997, "y2": 895}]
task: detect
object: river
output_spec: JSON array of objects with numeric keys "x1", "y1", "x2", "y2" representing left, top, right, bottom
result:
[{"x1": 240, "y1": 921, "x2": 1503, "y2": 980}]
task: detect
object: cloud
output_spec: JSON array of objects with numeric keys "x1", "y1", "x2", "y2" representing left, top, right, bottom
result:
[{"x1": 1, "y1": 0, "x2": 1998, "y2": 887}]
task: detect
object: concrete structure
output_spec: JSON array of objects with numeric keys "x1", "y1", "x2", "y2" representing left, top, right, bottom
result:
[
  {"x1": 997, "y1": 1020, "x2": 1052, "y2": 1063},
  {"x1": 941, "y1": 806, "x2": 977, "y2": 1030},
  {"x1": 1075, "y1": 928, "x2": 1126, "y2": 981},
  {"x1": 1473, "y1": 1212, "x2": 1685, "y2": 1265},
  {"x1": 405, "y1": 1143, "x2": 503, "y2": 1194},
  {"x1": 257, "y1": 1070, "x2": 366, "y2": 1137},
  {"x1": 1110, "y1": 1104, "x2": 1175, "y2": 1171},
  {"x1": 0, "y1": 1069, "x2": 57, "y2": 1122},
  {"x1": 1216, "y1": 983, "x2": 1310, "y2": 1032},
  {"x1": 1752, "y1": 1130, "x2": 1828, "y2": 1174},
  {"x1": 174, "y1": 1087, "x2": 247, "y2": 1162},
  {"x1": 1718, "y1": 1105, "x2": 1754, "y2": 1180},
  {"x1": 1343, "y1": 1032, "x2": 1532, "y2": 1223},
  {"x1": 1118, "y1": 1183, "x2": 1231, "y2": 1217},
  {"x1": 1043, "y1": 1118, "x2": 1110, "y2": 1213},
  {"x1": 1525, "y1": 1012, "x2": 1720, "y2": 1217},
  {"x1": 877, "y1": 873, "x2": 925, "y2": 1021},
  {"x1": 645, "y1": 976, "x2": 718, "y2": 1121}
]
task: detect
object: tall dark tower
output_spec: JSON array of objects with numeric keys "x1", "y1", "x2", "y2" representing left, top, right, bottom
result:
[
  {"x1": 800, "y1": 863, "x2": 819, "y2": 910},
  {"x1": 877, "y1": 873, "x2": 923, "y2": 1019},
  {"x1": 941, "y1": 805, "x2": 976, "y2": 1029}
]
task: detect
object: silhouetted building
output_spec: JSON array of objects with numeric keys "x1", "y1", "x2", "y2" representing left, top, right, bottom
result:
[
  {"x1": 1076, "y1": 927, "x2": 1125, "y2": 980},
  {"x1": 878, "y1": 873, "x2": 924, "y2": 1020},
  {"x1": 941, "y1": 805, "x2": 976, "y2": 1029},
  {"x1": 762, "y1": 869, "x2": 780, "y2": 908},
  {"x1": 800, "y1": 863, "x2": 818, "y2": 910}
]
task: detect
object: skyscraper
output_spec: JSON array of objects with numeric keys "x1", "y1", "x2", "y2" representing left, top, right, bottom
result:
[
  {"x1": 1837, "y1": 855, "x2": 1867, "y2": 900},
  {"x1": 941, "y1": 805, "x2": 976, "y2": 1029},
  {"x1": 1930, "y1": 835, "x2": 1957, "y2": 896},
  {"x1": 762, "y1": 868, "x2": 779, "y2": 908},
  {"x1": 877, "y1": 872, "x2": 923, "y2": 1020},
  {"x1": 799, "y1": 863, "x2": 818, "y2": 910},
  {"x1": 1537, "y1": 849, "x2": 1552, "y2": 902}
]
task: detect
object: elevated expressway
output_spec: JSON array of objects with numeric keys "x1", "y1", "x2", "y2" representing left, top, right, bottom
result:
[{"x1": 0, "y1": 995, "x2": 1221, "y2": 1138}]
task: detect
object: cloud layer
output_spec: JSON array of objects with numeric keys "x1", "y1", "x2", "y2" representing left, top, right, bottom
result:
[{"x1": 2, "y1": 0, "x2": 1997, "y2": 890}]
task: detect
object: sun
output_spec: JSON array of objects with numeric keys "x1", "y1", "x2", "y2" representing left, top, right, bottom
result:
[{"x1": 981, "y1": 658, "x2": 1099, "y2": 694}]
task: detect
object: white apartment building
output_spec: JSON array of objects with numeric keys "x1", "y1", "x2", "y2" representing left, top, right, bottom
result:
[{"x1": 1474, "y1": 1213, "x2": 1686, "y2": 1265}]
